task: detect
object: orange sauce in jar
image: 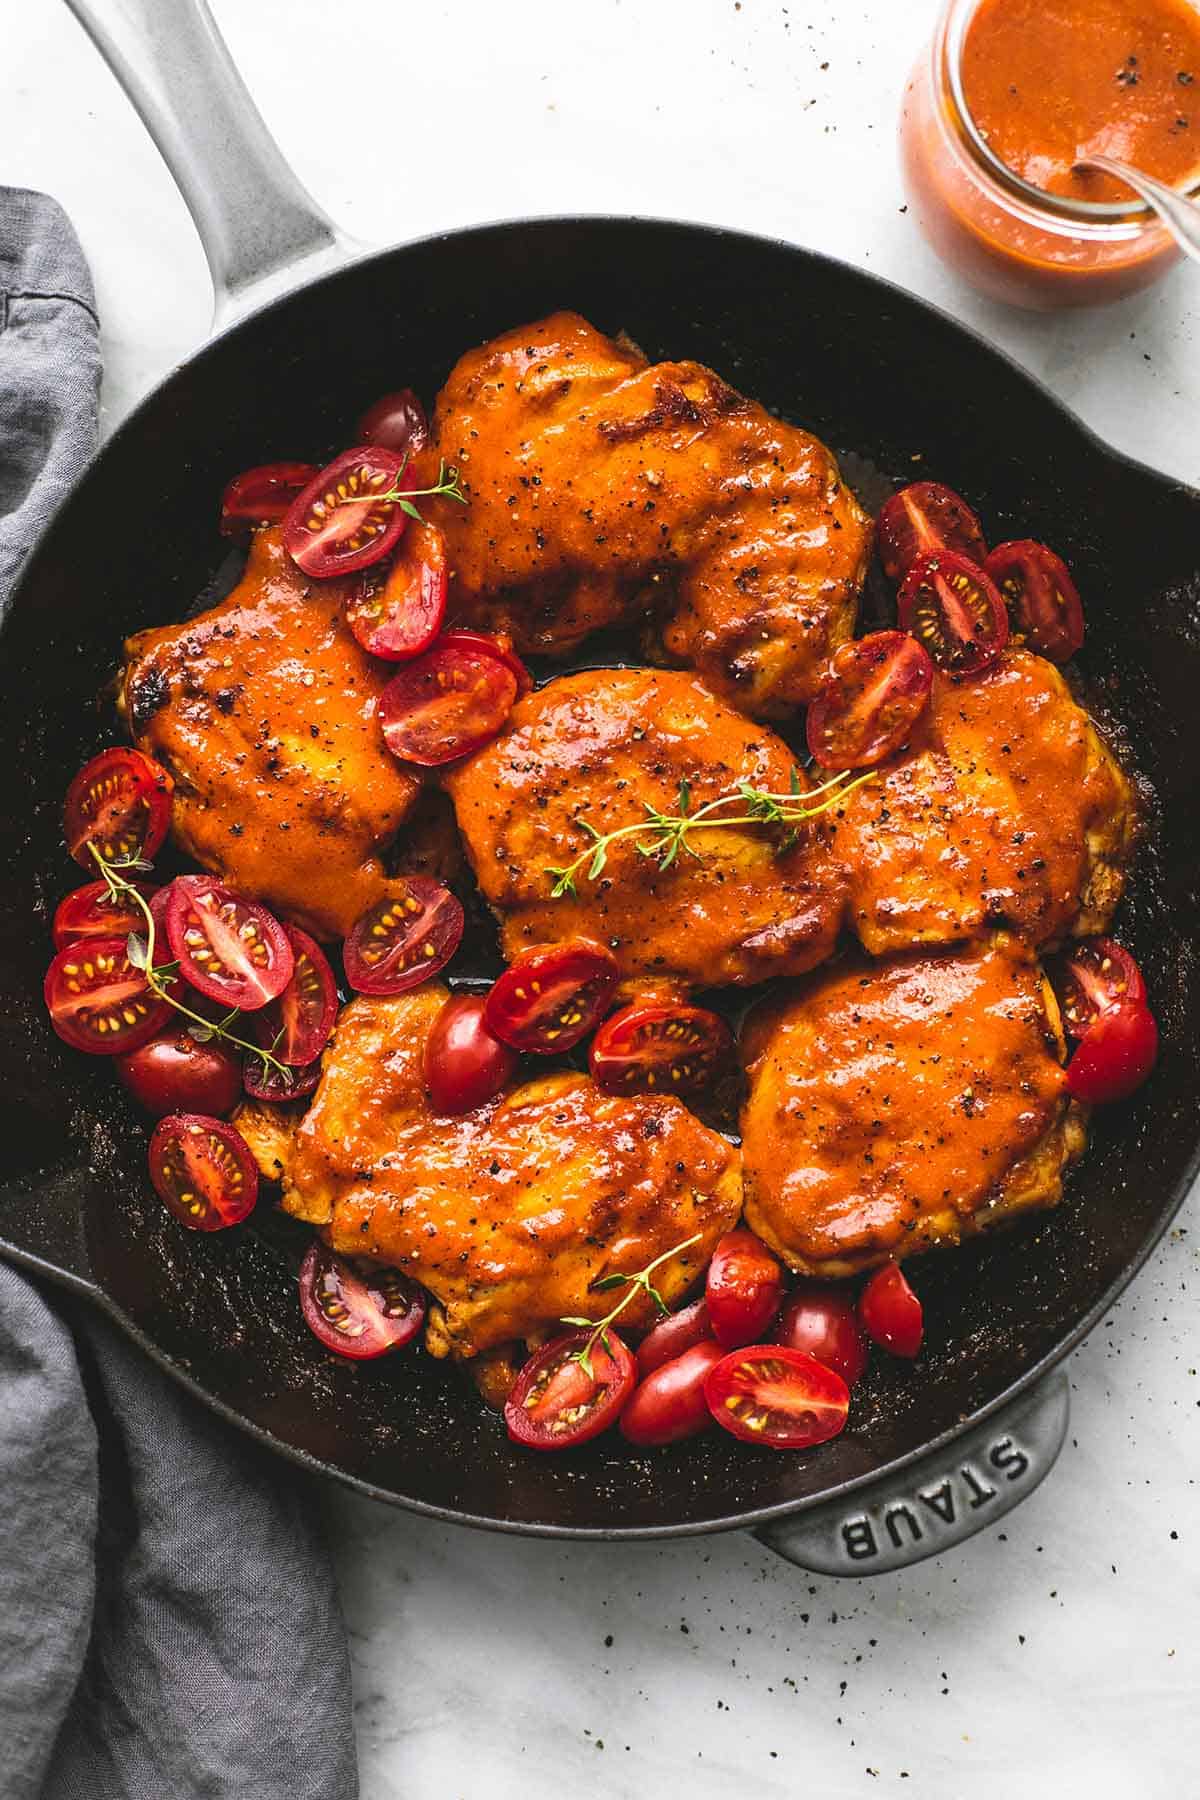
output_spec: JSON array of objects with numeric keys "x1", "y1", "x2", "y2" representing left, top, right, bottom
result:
[{"x1": 900, "y1": 0, "x2": 1200, "y2": 307}]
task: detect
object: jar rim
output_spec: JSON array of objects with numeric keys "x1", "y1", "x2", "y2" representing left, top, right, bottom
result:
[{"x1": 940, "y1": 0, "x2": 1200, "y2": 225}]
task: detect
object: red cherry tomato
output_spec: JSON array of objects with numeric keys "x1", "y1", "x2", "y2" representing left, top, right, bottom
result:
[
  {"x1": 147, "y1": 1112, "x2": 258, "y2": 1231},
  {"x1": 251, "y1": 926, "x2": 337, "y2": 1067},
  {"x1": 1056, "y1": 937, "x2": 1147, "y2": 1039},
  {"x1": 858, "y1": 1263, "x2": 923, "y2": 1358},
  {"x1": 636, "y1": 1296, "x2": 713, "y2": 1378},
  {"x1": 354, "y1": 389, "x2": 430, "y2": 458},
  {"x1": 116, "y1": 1029, "x2": 242, "y2": 1119},
  {"x1": 165, "y1": 875, "x2": 294, "y2": 1012},
  {"x1": 52, "y1": 879, "x2": 158, "y2": 950},
  {"x1": 484, "y1": 939, "x2": 619, "y2": 1054},
  {"x1": 64, "y1": 747, "x2": 173, "y2": 869},
  {"x1": 985, "y1": 539, "x2": 1084, "y2": 663},
  {"x1": 242, "y1": 1056, "x2": 322, "y2": 1104},
  {"x1": 704, "y1": 1345, "x2": 850, "y2": 1449},
  {"x1": 298, "y1": 1241, "x2": 426, "y2": 1358},
  {"x1": 44, "y1": 935, "x2": 171, "y2": 1056},
  {"x1": 898, "y1": 549, "x2": 1009, "y2": 677},
  {"x1": 706, "y1": 1229, "x2": 785, "y2": 1349},
  {"x1": 1066, "y1": 999, "x2": 1159, "y2": 1104},
  {"x1": 219, "y1": 461, "x2": 317, "y2": 536},
  {"x1": 282, "y1": 446, "x2": 408, "y2": 578},
  {"x1": 876, "y1": 481, "x2": 987, "y2": 583},
  {"x1": 588, "y1": 1002, "x2": 731, "y2": 1096},
  {"x1": 620, "y1": 1341, "x2": 726, "y2": 1447},
  {"x1": 505, "y1": 1329, "x2": 636, "y2": 1450},
  {"x1": 379, "y1": 639, "x2": 518, "y2": 766},
  {"x1": 773, "y1": 1283, "x2": 870, "y2": 1388},
  {"x1": 346, "y1": 521, "x2": 448, "y2": 661},
  {"x1": 806, "y1": 630, "x2": 934, "y2": 769},
  {"x1": 436, "y1": 630, "x2": 533, "y2": 697},
  {"x1": 424, "y1": 993, "x2": 517, "y2": 1114},
  {"x1": 342, "y1": 878, "x2": 465, "y2": 997}
]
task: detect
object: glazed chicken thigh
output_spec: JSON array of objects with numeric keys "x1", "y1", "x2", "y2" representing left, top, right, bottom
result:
[
  {"x1": 829, "y1": 650, "x2": 1135, "y2": 954},
  {"x1": 444, "y1": 666, "x2": 847, "y2": 994},
  {"x1": 120, "y1": 527, "x2": 423, "y2": 940},
  {"x1": 740, "y1": 936, "x2": 1083, "y2": 1277},
  {"x1": 273, "y1": 986, "x2": 742, "y2": 1359},
  {"x1": 428, "y1": 311, "x2": 871, "y2": 716}
]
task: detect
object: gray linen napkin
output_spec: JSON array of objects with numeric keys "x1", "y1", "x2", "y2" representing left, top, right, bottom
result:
[{"x1": 0, "y1": 187, "x2": 358, "y2": 1800}]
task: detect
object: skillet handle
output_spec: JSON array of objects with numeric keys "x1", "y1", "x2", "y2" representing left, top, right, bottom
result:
[
  {"x1": 64, "y1": 0, "x2": 359, "y2": 328},
  {"x1": 754, "y1": 1370, "x2": 1070, "y2": 1577}
]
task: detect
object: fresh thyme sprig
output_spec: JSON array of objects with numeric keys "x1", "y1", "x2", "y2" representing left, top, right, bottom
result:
[
  {"x1": 336, "y1": 454, "x2": 467, "y2": 523},
  {"x1": 561, "y1": 1232, "x2": 704, "y2": 1379},
  {"x1": 89, "y1": 846, "x2": 291, "y2": 1084},
  {"x1": 544, "y1": 767, "x2": 874, "y2": 900}
]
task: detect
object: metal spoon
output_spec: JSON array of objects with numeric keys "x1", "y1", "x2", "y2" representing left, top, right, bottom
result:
[{"x1": 1073, "y1": 154, "x2": 1200, "y2": 265}]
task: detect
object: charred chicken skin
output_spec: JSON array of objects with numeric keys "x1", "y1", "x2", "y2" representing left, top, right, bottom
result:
[
  {"x1": 828, "y1": 650, "x2": 1135, "y2": 954},
  {"x1": 740, "y1": 936, "x2": 1083, "y2": 1277},
  {"x1": 427, "y1": 311, "x2": 871, "y2": 716},
  {"x1": 443, "y1": 666, "x2": 846, "y2": 994},
  {"x1": 270, "y1": 986, "x2": 742, "y2": 1359},
  {"x1": 120, "y1": 527, "x2": 422, "y2": 940}
]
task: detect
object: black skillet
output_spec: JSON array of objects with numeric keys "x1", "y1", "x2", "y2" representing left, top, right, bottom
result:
[{"x1": 3, "y1": 0, "x2": 1197, "y2": 1575}]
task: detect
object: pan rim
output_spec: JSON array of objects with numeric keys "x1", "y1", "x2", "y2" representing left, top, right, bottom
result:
[{"x1": 3, "y1": 210, "x2": 1198, "y2": 1536}]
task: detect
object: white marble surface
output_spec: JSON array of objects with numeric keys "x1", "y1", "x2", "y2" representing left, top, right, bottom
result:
[{"x1": 6, "y1": 2, "x2": 1200, "y2": 1794}]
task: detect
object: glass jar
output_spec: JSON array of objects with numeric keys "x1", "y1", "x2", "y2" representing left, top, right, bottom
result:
[{"x1": 900, "y1": 0, "x2": 1197, "y2": 308}]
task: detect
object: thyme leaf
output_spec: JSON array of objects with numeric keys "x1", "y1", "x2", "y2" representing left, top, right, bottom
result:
[
  {"x1": 542, "y1": 767, "x2": 873, "y2": 898},
  {"x1": 560, "y1": 1231, "x2": 705, "y2": 1376}
]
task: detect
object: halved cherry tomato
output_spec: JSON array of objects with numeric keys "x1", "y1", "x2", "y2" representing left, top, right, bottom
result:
[
  {"x1": 985, "y1": 539, "x2": 1084, "y2": 664},
  {"x1": 635, "y1": 1296, "x2": 713, "y2": 1378},
  {"x1": 858, "y1": 1263, "x2": 923, "y2": 1358},
  {"x1": 1066, "y1": 999, "x2": 1158, "y2": 1104},
  {"x1": 424, "y1": 993, "x2": 517, "y2": 1114},
  {"x1": 64, "y1": 748, "x2": 173, "y2": 869},
  {"x1": 354, "y1": 389, "x2": 430, "y2": 458},
  {"x1": 1055, "y1": 937, "x2": 1147, "y2": 1040},
  {"x1": 484, "y1": 939, "x2": 619, "y2": 1054},
  {"x1": 806, "y1": 630, "x2": 934, "y2": 769},
  {"x1": 165, "y1": 875, "x2": 294, "y2": 1011},
  {"x1": 436, "y1": 630, "x2": 533, "y2": 698},
  {"x1": 44, "y1": 934, "x2": 172, "y2": 1056},
  {"x1": 299, "y1": 1241, "x2": 426, "y2": 1359},
  {"x1": 219, "y1": 461, "x2": 317, "y2": 536},
  {"x1": 504, "y1": 1329, "x2": 636, "y2": 1450},
  {"x1": 706, "y1": 1228, "x2": 785, "y2": 1349},
  {"x1": 588, "y1": 1002, "x2": 731, "y2": 1096},
  {"x1": 242, "y1": 1055, "x2": 322, "y2": 1104},
  {"x1": 116, "y1": 1029, "x2": 242, "y2": 1119},
  {"x1": 251, "y1": 926, "x2": 337, "y2": 1067},
  {"x1": 52, "y1": 879, "x2": 158, "y2": 950},
  {"x1": 346, "y1": 521, "x2": 448, "y2": 661},
  {"x1": 147, "y1": 1112, "x2": 258, "y2": 1231},
  {"x1": 342, "y1": 878, "x2": 465, "y2": 996},
  {"x1": 773, "y1": 1283, "x2": 870, "y2": 1388},
  {"x1": 379, "y1": 639, "x2": 518, "y2": 766},
  {"x1": 282, "y1": 446, "x2": 408, "y2": 578},
  {"x1": 898, "y1": 549, "x2": 1009, "y2": 676},
  {"x1": 876, "y1": 481, "x2": 987, "y2": 584},
  {"x1": 704, "y1": 1345, "x2": 850, "y2": 1449},
  {"x1": 620, "y1": 1341, "x2": 726, "y2": 1448}
]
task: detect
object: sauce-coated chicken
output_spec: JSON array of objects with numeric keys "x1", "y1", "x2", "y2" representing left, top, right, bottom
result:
[
  {"x1": 443, "y1": 667, "x2": 846, "y2": 994},
  {"x1": 428, "y1": 312, "x2": 871, "y2": 716},
  {"x1": 740, "y1": 937, "x2": 1083, "y2": 1277},
  {"x1": 829, "y1": 649, "x2": 1135, "y2": 954},
  {"x1": 120, "y1": 528, "x2": 422, "y2": 940},
  {"x1": 277, "y1": 986, "x2": 742, "y2": 1358}
]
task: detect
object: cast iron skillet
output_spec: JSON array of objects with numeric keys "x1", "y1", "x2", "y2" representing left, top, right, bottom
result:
[{"x1": 3, "y1": 0, "x2": 1197, "y2": 1574}]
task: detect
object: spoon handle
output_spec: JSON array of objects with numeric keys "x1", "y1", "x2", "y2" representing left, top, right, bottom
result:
[{"x1": 1081, "y1": 154, "x2": 1200, "y2": 267}]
